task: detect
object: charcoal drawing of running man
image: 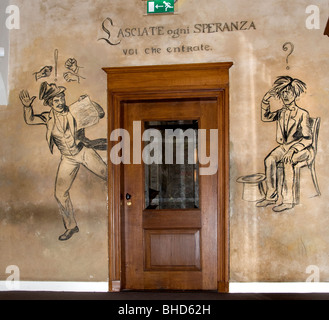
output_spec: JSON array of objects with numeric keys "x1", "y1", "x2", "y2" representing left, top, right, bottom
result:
[{"x1": 19, "y1": 82, "x2": 107, "y2": 241}]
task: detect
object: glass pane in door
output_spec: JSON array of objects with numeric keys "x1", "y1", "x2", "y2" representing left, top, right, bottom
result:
[{"x1": 144, "y1": 120, "x2": 199, "y2": 210}]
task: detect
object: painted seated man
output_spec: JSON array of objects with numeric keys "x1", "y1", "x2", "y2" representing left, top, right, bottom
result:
[
  {"x1": 256, "y1": 76, "x2": 312, "y2": 212},
  {"x1": 20, "y1": 82, "x2": 107, "y2": 241}
]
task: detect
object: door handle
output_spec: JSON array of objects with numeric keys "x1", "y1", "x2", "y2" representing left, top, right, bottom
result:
[{"x1": 126, "y1": 193, "x2": 132, "y2": 206}]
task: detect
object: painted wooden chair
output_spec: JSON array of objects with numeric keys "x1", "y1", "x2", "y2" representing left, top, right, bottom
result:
[
  {"x1": 293, "y1": 117, "x2": 321, "y2": 204},
  {"x1": 278, "y1": 117, "x2": 321, "y2": 205}
]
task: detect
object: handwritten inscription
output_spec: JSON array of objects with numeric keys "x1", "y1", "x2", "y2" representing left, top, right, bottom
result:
[
  {"x1": 99, "y1": 18, "x2": 257, "y2": 46},
  {"x1": 194, "y1": 21, "x2": 256, "y2": 33},
  {"x1": 122, "y1": 44, "x2": 212, "y2": 56}
]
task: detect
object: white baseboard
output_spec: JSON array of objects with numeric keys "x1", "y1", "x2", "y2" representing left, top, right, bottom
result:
[
  {"x1": 0, "y1": 281, "x2": 108, "y2": 292},
  {"x1": 229, "y1": 282, "x2": 329, "y2": 293},
  {"x1": 1, "y1": 281, "x2": 329, "y2": 293}
]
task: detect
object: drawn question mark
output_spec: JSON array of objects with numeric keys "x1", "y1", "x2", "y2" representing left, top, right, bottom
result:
[{"x1": 282, "y1": 42, "x2": 294, "y2": 70}]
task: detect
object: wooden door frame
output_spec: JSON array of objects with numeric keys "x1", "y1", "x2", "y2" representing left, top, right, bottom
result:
[{"x1": 103, "y1": 63, "x2": 233, "y2": 293}]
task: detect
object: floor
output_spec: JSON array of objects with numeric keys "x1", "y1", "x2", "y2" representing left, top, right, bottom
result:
[{"x1": 1, "y1": 291, "x2": 329, "y2": 300}]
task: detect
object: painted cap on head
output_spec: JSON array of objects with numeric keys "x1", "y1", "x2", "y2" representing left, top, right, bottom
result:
[{"x1": 39, "y1": 82, "x2": 66, "y2": 106}]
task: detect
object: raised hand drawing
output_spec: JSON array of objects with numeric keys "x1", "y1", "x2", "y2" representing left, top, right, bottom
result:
[
  {"x1": 20, "y1": 90, "x2": 36, "y2": 107},
  {"x1": 63, "y1": 58, "x2": 85, "y2": 83},
  {"x1": 20, "y1": 82, "x2": 107, "y2": 241},
  {"x1": 65, "y1": 58, "x2": 79, "y2": 74},
  {"x1": 256, "y1": 76, "x2": 320, "y2": 212},
  {"x1": 33, "y1": 66, "x2": 53, "y2": 81}
]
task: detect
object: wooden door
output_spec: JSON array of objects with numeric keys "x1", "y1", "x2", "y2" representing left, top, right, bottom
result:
[
  {"x1": 123, "y1": 99, "x2": 218, "y2": 290},
  {"x1": 104, "y1": 63, "x2": 232, "y2": 292}
]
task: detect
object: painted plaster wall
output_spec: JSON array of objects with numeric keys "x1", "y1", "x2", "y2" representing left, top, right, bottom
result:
[{"x1": 0, "y1": 0, "x2": 328, "y2": 283}]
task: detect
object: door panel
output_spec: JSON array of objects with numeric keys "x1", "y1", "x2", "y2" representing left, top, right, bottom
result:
[
  {"x1": 144, "y1": 229, "x2": 201, "y2": 271},
  {"x1": 123, "y1": 98, "x2": 218, "y2": 290},
  {"x1": 105, "y1": 63, "x2": 232, "y2": 293}
]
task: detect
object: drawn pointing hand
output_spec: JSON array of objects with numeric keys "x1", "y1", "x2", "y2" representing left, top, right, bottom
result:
[
  {"x1": 63, "y1": 71, "x2": 80, "y2": 83},
  {"x1": 19, "y1": 90, "x2": 36, "y2": 107}
]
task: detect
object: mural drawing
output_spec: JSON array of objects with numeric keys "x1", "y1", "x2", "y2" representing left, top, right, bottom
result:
[
  {"x1": 256, "y1": 76, "x2": 320, "y2": 212},
  {"x1": 19, "y1": 82, "x2": 107, "y2": 241},
  {"x1": 63, "y1": 58, "x2": 85, "y2": 83},
  {"x1": 33, "y1": 49, "x2": 85, "y2": 84}
]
